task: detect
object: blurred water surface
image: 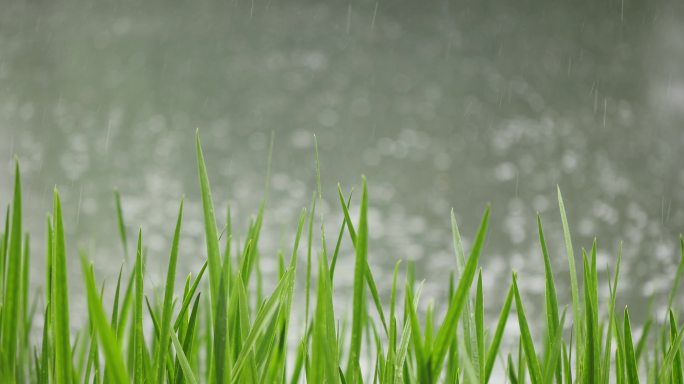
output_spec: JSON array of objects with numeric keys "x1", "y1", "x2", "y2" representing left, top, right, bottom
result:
[{"x1": 1, "y1": 0, "x2": 683, "y2": 327}]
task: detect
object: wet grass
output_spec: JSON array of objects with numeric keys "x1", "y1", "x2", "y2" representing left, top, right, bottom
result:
[{"x1": 0, "y1": 131, "x2": 683, "y2": 383}]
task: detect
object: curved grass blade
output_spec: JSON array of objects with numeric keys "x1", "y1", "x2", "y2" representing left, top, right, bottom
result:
[
  {"x1": 173, "y1": 261, "x2": 208, "y2": 331},
  {"x1": 81, "y1": 257, "x2": 129, "y2": 383},
  {"x1": 170, "y1": 330, "x2": 198, "y2": 384},
  {"x1": 174, "y1": 293, "x2": 201, "y2": 384}
]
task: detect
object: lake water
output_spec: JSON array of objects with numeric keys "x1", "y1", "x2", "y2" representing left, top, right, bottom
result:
[{"x1": 1, "y1": 0, "x2": 683, "y2": 328}]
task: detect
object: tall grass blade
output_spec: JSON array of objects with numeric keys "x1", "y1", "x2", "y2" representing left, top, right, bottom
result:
[
  {"x1": 558, "y1": 187, "x2": 582, "y2": 369},
  {"x1": 195, "y1": 130, "x2": 221, "y2": 310},
  {"x1": 155, "y1": 199, "x2": 184, "y2": 383},
  {"x1": 52, "y1": 189, "x2": 72, "y2": 384},
  {"x1": 431, "y1": 205, "x2": 490, "y2": 380},
  {"x1": 512, "y1": 272, "x2": 543, "y2": 384},
  {"x1": 81, "y1": 257, "x2": 129, "y2": 383},
  {"x1": 346, "y1": 176, "x2": 369, "y2": 380},
  {"x1": 485, "y1": 282, "x2": 514, "y2": 382},
  {"x1": 623, "y1": 307, "x2": 640, "y2": 384}
]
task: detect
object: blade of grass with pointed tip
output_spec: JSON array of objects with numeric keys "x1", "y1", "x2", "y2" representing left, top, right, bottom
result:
[
  {"x1": 113, "y1": 189, "x2": 128, "y2": 260},
  {"x1": 175, "y1": 293, "x2": 201, "y2": 384},
  {"x1": 623, "y1": 308, "x2": 640, "y2": 384},
  {"x1": 155, "y1": 199, "x2": 184, "y2": 383},
  {"x1": 537, "y1": 215, "x2": 560, "y2": 352},
  {"x1": 346, "y1": 177, "x2": 369, "y2": 380},
  {"x1": 659, "y1": 322, "x2": 684, "y2": 382},
  {"x1": 330, "y1": 188, "x2": 353, "y2": 279},
  {"x1": 196, "y1": 130, "x2": 221, "y2": 310},
  {"x1": 337, "y1": 184, "x2": 388, "y2": 336},
  {"x1": 52, "y1": 189, "x2": 73, "y2": 384},
  {"x1": 558, "y1": 187, "x2": 582, "y2": 370},
  {"x1": 231, "y1": 268, "x2": 294, "y2": 383},
  {"x1": 451, "y1": 208, "x2": 478, "y2": 373},
  {"x1": 312, "y1": 249, "x2": 340, "y2": 384},
  {"x1": 173, "y1": 261, "x2": 207, "y2": 331},
  {"x1": 512, "y1": 273, "x2": 543, "y2": 384},
  {"x1": 431, "y1": 205, "x2": 490, "y2": 380},
  {"x1": 1, "y1": 161, "x2": 22, "y2": 374},
  {"x1": 583, "y1": 250, "x2": 600, "y2": 384}
]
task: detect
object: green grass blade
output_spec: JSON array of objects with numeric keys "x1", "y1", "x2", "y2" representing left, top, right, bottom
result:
[
  {"x1": 312, "y1": 249, "x2": 340, "y2": 384},
  {"x1": 668, "y1": 236, "x2": 684, "y2": 311},
  {"x1": 52, "y1": 188, "x2": 72, "y2": 384},
  {"x1": 113, "y1": 189, "x2": 128, "y2": 260},
  {"x1": 512, "y1": 272, "x2": 543, "y2": 384},
  {"x1": 1, "y1": 161, "x2": 22, "y2": 374},
  {"x1": 670, "y1": 310, "x2": 684, "y2": 384},
  {"x1": 583, "y1": 250, "x2": 600, "y2": 384},
  {"x1": 485, "y1": 281, "x2": 514, "y2": 383},
  {"x1": 81, "y1": 256, "x2": 129, "y2": 383},
  {"x1": 170, "y1": 330, "x2": 198, "y2": 384},
  {"x1": 451, "y1": 208, "x2": 477, "y2": 372},
  {"x1": 155, "y1": 199, "x2": 184, "y2": 383},
  {"x1": 337, "y1": 184, "x2": 388, "y2": 336},
  {"x1": 213, "y1": 270, "x2": 228, "y2": 384},
  {"x1": 231, "y1": 268, "x2": 294, "y2": 382},
  {"x1": 196, "y1": 130, "x2": 221, "y2": 310},
  {"x1": 346, "y1": 177, "x2": 369, "y2": 379},
  {"x1": 537, "y1": 215, "x2": 560, "y2": 346},
  {"x1": 431, "y1": 205, "x2": 490, "y2": 380},
  {"x1": 133, "y1": 230, "x2": 144, "y2": 383},
  {"x1": 475, "y1": 269, "x2": 485, "y2": 384},
  {"x1": 330, "y1": 188, "x2": 353, "y2": 279},
  {"x1": 558, "y1": 187, "x2": 582, "y2": 368},
  {"x1": 623, "y1": 307, "x2": 640, "y2": 384},
  {"x1": 173, "y1": 261, "x2": 208, "y2": 331},
  {"x1": 543, "y1": 308, "x2": 567, "y2": 383},
  {"x1": 174, "y1": 293, "x2": 201, "y2": 384}
]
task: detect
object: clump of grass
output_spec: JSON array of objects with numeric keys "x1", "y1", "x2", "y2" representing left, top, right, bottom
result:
[{"x1": 0, "y1": 131, "x2": 683, "y2": 383}]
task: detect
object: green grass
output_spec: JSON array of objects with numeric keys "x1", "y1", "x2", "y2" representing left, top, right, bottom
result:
[{"x1": 0, "y1": 132, "x2": 683, "y2": 383}]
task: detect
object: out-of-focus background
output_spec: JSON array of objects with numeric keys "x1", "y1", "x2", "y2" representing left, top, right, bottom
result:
[{"x1": 0, "y1": 0, "x2": 683, "y2": 326}]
